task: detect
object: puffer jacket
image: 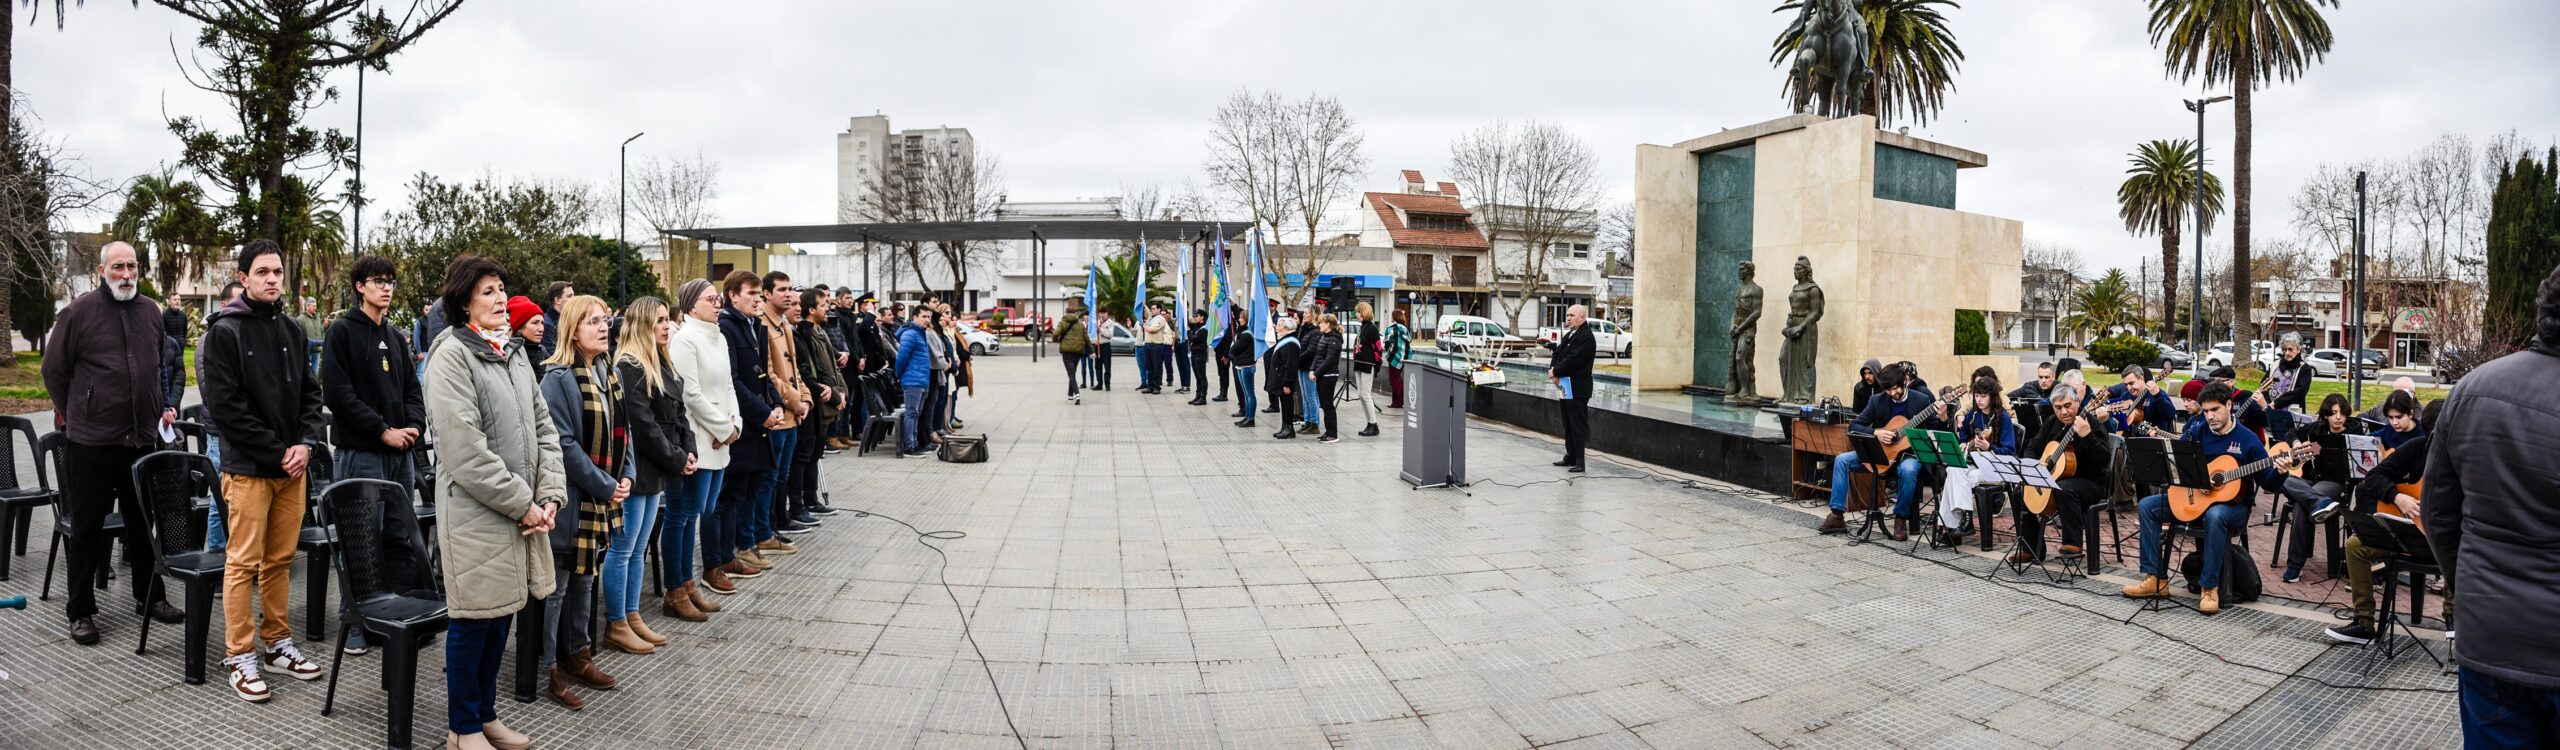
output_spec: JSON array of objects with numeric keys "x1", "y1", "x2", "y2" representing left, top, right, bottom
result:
[
  {"x1": 422, "y1": 325, "x2": 563, "y2": 618},
  {"x1": 1303, "y1": 329, "x2": 1342, "y2": 378},
  {"x1": 2424, "y1": 346, "x2": 2560, "y2": 689},
  {"x1": 896, "y1": 322, "x2": 933, "y2": 389},
  {"x1": 668, "y1": 316, "x2": 740, "y2": 470}
]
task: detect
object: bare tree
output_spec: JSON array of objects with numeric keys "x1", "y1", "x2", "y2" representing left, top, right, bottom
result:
[
  {"x1": 853, "y1": 142, "x2": 1002, "y2": 297},
  {"x1": 1278, "y1": 94, "x2": 1366, "y2": 308},
  {"x1": 1448, "y1": 120, "x2": 1600, "y2": 328},
  {"x1": 628, "y1": 152, "x2": 719, "y2": 282},
  {"x1": 1596, "y1": 200, "x2": 1634, "y2": 269},
  {"x1": 0, "y1": 105, "x2": 114, "y2": 356},
  {"x1": 2404, "y1": 133, "x2": 2475, "y2": 279},
  {"x1": 1203, "y1": 89, "x2": 1294, "y2": 254}
]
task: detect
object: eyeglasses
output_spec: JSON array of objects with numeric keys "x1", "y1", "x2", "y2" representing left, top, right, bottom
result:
[{"x1": 363, "y1": 277, "x2": 397, "y2": 288}]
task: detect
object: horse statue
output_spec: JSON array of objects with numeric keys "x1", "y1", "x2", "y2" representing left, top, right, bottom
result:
[{"x1": 1783, "y1": 0, "x2": 1871, "y2": 119}]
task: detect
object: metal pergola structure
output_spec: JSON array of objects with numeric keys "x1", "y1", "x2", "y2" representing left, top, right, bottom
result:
[{"x1": 664, "y1": 220, "x2": 1251, "y2": 361}]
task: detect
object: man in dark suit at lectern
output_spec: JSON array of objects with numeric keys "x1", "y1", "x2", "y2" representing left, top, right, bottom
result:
[{"x1": 1547, "y1": 305, "x2": 1596, "y2": 473}]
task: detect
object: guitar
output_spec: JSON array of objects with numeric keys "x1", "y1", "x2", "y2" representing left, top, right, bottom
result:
[
  {"x1": 2381, "y1": 481, "x2": 2427, "y2": 534},
  {"x1": 1870, "y1": 415, "x2": 1913, "y2": 467},
  {"x1": 2166, "y1": 443, "x2": 2320, "y2": 522},
  {"x1": 2021, "y1": 400, "x2": 2099, "y2": 515}
]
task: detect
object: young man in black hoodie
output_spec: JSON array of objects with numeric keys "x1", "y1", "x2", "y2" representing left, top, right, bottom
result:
[
  {"x1": 319, "y1": 255, "x2": 432, "y2": 655},
  {"x1": 200, "y1": 240, "x2": 329, "y2": 702},
  {"x1": 40, "y1": 241, "x2": 185, "y2": 646}
]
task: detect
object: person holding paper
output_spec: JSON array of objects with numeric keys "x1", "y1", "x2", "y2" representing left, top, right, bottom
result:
[
  {"x1": 1547, "y1": 305, "x2": 1595, "y2": 473},
  {"x1": 2011, "y1": 385, "x2": 2111, "y2": 563},
  {"x1": 1933, "y1": 376, "x2": 2019, "y2": 539}
]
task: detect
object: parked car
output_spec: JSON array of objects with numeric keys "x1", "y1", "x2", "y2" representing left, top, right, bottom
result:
[
  {"x1": 2201, "y1": 341, "x2": 2275, "y2": 369},
  {"x1": 2308, "y1": 348, "x2": 2378, "y2": 379},
  {"x1": 961, "y1": 322, "x2": 1003, "y2": 355},
  {"x1": 1537, "y1": 318, "x2": 1633, "y2": 358},
  {"x1": 2142, "y1": 339, "x2": 2192, "y2": 371},
  {"x1": 973, "y1": 306, "x2": 1048, "y2": 337},
  {"x1": 1433, "y1": 315, "x2": 1532, "y2": 354}
]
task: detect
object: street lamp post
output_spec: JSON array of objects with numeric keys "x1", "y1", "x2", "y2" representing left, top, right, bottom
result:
[
  {"x1": 2184, "y1": 95, "x2": 2231, "y2": 375},
  {"x1": 618, "y1": 132, "x2": 645, "y2": 301}
]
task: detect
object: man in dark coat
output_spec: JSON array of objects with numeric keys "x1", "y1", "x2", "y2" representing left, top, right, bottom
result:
[
  {"x1": 2424, "y1": 265, "x2": 2560, "y2": 747},
  {"x1": 41, "y1": 241, "x2": 186, "y2": 645},
  {"x1": 1547, "y1": 304, "x2": 1596, "y2": 472}
]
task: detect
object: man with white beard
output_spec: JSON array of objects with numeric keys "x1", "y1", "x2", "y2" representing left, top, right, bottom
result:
[{"x1": 41, "y1": 241, "x2": 187, "y2": 646}]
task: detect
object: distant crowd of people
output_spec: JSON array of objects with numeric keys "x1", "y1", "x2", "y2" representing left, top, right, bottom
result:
[{"x1": 1048, "y1": 299, "x2": 1412, "y2": 444}]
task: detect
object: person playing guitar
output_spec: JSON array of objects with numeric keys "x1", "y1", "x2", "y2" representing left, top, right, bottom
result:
[
  {"x1": 2272, "y1": 394, "x2": 2363, "y2": 583},
  {"x1": 1821, "y1": 361, "x2": 1939, "y2": 539},
  {"x1": 2011, "y1": 383, "x2": 2113, "y2": 563},
  {"x1": 2322, "y1": 399, "x2": 2449, "y2": 645},
  {"x1": 2123, "y1": 381, "x2": 2309, "y2": 614},
  {"x1": 1931, "y1": 375, "x2": 2020, "y2": 540},
  {"x1": 2103, "y1": 365, "x2": 2177, "y2": 433}
]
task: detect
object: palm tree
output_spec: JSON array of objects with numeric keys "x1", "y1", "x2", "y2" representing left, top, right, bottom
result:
[
  {"x1": 2147, "y1": 0, "x2": 2336, "y2": 354},
  {"x1": 1062, "y1": 253, "x2": 1174, "y2": 325},
  {"x1": 109, "y1": 171, "x2": 224, "y2": 294},
  {"x1": 2115, "y1": 139, "x2": 2225, "y2": 339},
  {"x1": 1771, "y1": 0, "x2": 1967, "y2": 127},
  {"x1": 273, "y1": 174, "x2": 346, "y2": 305},
  {"x1": 2062, "y1": 269, "x2": 2140, "y2": 342}
]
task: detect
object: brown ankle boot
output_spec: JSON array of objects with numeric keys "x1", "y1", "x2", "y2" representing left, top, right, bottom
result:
[
  {"x1": 664, "y1": 584, "x2": 709, "y2": 621},
  {"x1": 688, "y1": 581, "x2": 723, "y2": 612},
  {"x1": 2121, "y1": 575, "x2": 2170, "y2": 599},
  {"x1": 546, "y1": 668, "x2": 585, "y2": 710},
  {"x1": 1818, "y1": 511, "x2": 1847, "y2": 534},
  {"x1": 2199, "y1": 587, "x2": 2222, "y2": 615},
  {"x1": 560, "y1": 647, "x2": 616, "y2": 689},
  {"x1": 627, "y1": 613, "x2": 670, "y2": 646},
  {"x1": 1889, "y1": 516, "x2": 1911, "y2": 541},
  {"x1": 604, "y1": 620, "x2": 657, "y2": 655}
]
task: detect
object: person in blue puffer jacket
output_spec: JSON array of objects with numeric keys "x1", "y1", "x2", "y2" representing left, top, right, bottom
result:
[{"x1": 895, "y1": 306, "x2": 935, "y2": 457}]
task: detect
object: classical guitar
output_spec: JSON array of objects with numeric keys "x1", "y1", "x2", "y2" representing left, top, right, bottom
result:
[
  {"x1": 2021, "y1": 399, "x2": 2102, "y2": 515},
  {"x1": 1870, "y1": 415, "x2": 1913, "y2": 467},
  {"x1": 2166, "y1": 443, "x2": 2320, "y2": 522}
]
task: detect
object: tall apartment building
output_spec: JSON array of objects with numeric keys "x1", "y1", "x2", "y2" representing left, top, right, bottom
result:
[{"x1": 835, "y1": 114, "x2": 976, "y2": 222}]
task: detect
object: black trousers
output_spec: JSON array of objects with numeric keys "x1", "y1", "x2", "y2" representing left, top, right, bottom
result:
[
  {"x1": 1274, "y1": 384, "x2": 1299, "y2": 427},
  {"x1": 1316, "y1": 374, "x2": 1342, "y2": 437},
  {"x1": 2282, "y1": 478, "x2": 2348, "y2": 569},
  {"x1": 793, "y1": 421, "x2": 824, "y2": 511},
  {"x1": 1191, "y1": 352, "x2": 1210, "y2": 396},
  {"x1": 1560, "y1": 397, "x2": 1591, "y2": 466},
  {"x1": 2015, "y1": 477, "x2": 2105, "y2": 559},
  {"x1": 61, "y1": 441, "x2": 163, "y2": 621},
  {"x1": 1064, "y1": 353, "x2": 1087, "y2": 397},
  {"x1": 1214, "y1": 355, "x2": 1231, "y2": 398},
  {"x1": 1094, "y1": 344, "x2": 1115, "y2": 388}
]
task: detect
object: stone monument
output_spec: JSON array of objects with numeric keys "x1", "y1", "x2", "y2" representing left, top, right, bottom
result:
[
  {"x1": 1725, "y1": 260, "x2": 1767, "y2": 405},
  {"x1": 1778, "y1": 256, "x2": 1824, "y2": 405}
]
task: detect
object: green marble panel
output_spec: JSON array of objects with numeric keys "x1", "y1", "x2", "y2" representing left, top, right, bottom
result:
[
  {"x1": 1693, "y1": 145, "x2": 1755, "y2": 388},
  {"x1": 1873, "y1": 143, "x2": 1957, "y2": 209}
]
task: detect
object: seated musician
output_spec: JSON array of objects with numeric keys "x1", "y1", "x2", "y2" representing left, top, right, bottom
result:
[
  {"x1": 1822, "y1": 361, "x2": 1938, "y2": 539},
  {"x1": 1932, "y1": 376, "x2": 2019, "y2": 538},
  {"x1": 2123, "y1": 382, "x2": 2306, "y2": 614},
  {"x1": 2272, "y1": 394, "x2": 2361, "y2": 582},
  {"x1": 2372, "y1": 390, "x2": 2425, "y2": 450},
  {"x1": 2010, "y1": 383, "x2": 2111, "y2": 562},
  {"x1": 2204, "y1": 366, "x2": 2270, "y2": 439},
  {"x1": 2009, "y1": 361, "x2": 2057, "y2": 402},
  {"x1": 2324, "y1": 399, "x2": 2451, "y2": 645},
  {"x1": 2103, "y1": 365, "x2": 2177, "y2": 432}
]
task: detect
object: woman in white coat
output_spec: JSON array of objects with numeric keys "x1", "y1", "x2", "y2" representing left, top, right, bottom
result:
[{"x1": 664, "y1": 278, "x2": 745, "y2": 595}]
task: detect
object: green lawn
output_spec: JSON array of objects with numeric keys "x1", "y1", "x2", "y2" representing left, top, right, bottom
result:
[{"x1": 2075, "y1": 370, "x2": 2447, "y2": 406}]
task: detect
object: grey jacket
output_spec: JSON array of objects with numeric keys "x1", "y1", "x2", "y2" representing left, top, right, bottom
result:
[
  {"x1": 423, "y1": 326, "x2": 564, "y2": 619},
  {"x1": 2424, "y1": 347, "x2": 2560, "y2": 689},
  {"x1": 538, "y1": 361, "x2": 634, "y2": 553}
]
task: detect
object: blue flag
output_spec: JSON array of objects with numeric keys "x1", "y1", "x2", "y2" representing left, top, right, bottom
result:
[
  {"x1": 1084, "y1": 260, "x2": 1099, "y2": 337},
  {"x1": 1133, "y1": 234, "x2": 1148, "y2": 324},
  {"x1": 1207, "y1": 227, "x2": 1226, "y2": 343},
  {"x1": 1245, "y1": 227, "x2": 1269, "y2": 359},
  {"x1": 1175, "y1": 238, "x2": 1192, "y2": 335}
]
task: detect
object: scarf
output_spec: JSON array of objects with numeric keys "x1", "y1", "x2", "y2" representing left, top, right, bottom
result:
[{"x1": 568, "y1": 359, "x2": 624, "y2": 575}]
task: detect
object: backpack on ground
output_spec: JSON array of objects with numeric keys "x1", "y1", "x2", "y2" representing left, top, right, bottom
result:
[{"x1": 2179, "y1": 541, "x2": 2262, "y2": 603}]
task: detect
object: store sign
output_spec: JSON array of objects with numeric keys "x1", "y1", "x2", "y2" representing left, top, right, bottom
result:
[{"x1": 2392, "y1": 307, "x2": 2433, "y2": 333}]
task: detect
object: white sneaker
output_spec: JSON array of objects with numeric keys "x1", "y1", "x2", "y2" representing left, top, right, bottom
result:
[
  {"x1": 226, "y1": 654, "x2": 272, "y2": 702},
  {"x1": 262, "y1": 639, "x2": 325, "y2": 681}
]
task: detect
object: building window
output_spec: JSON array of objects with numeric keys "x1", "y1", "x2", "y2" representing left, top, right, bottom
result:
[
  {"x1": 1410, "y1": 214, "x2": 1468, "y2": 233},
  {"x1": 1451, "y1": 256, "x2": 1478, "y2": 287},
  {"x1": 1405, "y1": 254, "x2": 1433, "y2": 286}
]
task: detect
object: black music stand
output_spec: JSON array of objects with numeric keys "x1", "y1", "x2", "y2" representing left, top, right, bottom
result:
[
  {"x1": 1845, "y1": 431, "x2": 1898, "y2": 544},
  {"x1": 2122, "y1": 437, "x2": 2214, "y2": 619},
  {"x1": 1974, "y1": 453, "x2": 2073, "y2": 579},
  {"x1": 1901, "y1": 429, "x2": 1966, "y2": 551}
]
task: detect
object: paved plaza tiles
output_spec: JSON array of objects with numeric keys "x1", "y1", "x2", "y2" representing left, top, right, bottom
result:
[{"x1": 0, "y1": 354, "x2": 2460, "y2": 748}]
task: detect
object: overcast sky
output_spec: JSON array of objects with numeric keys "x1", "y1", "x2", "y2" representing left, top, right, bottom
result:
[{"x1": 18, "y1": 0, "x2": 2558, "y2": 278}]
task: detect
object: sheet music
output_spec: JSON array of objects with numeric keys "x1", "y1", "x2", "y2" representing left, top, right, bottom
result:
[{"x1": 2345, "y1": 435, "x2": 2384, "y2": 478}]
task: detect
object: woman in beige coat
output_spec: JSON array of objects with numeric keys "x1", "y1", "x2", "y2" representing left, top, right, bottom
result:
[{"x1": 421, "y1": 256, "x2": 566, "y2": 750}]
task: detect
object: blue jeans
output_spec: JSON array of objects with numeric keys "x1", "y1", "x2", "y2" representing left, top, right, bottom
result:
[
  {"x1": 665, "y1": 469, "x2": 720, "y2": 586},
  {"x1": 902, "y1": 386, "x2": 930, "y2": 452},
  {"x1": 2136, "y1": 494, "x2": 2248, "y2": 590},
  {"x1": 1235, "y1": 366, "x2": 1258, "y2": 415},
  {"x1": 204, "y1": 436, "x2": 227, "y2": 552},
  {"x1": 602, "y1": 492, "x2": 660, "y2": 617},
  {"x1": 1136, "y1": 346, "x2": 1156, "y2": 389},
  {"x1": 1173, "y1": 346, "x2": 1192, "y2": 389},
  {"x1": 1299, "y1": 371, "x2": 1321, "y2": 429},
  {"x1": 1828, "y1": 453, "x2": 1921, "y2": 516},
  {"x1": 444, "y1": 614, "x2": 511, "y2": 735},
  {"x1": 740, "y1": 430, "x2": 795, "y2": 549},
  {"x1": 2462, "y1": 667, "x2": 2560, "y2": 749}
]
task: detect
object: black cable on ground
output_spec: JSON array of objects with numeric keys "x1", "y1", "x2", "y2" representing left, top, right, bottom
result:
[{"x1": 847, "y1": 509, "x2": 1030, "y2": 749}]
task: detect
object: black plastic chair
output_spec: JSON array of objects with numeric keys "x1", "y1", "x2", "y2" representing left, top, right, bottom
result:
[
  {"x1": 315, "y1": 478, "x2": 448, "y2": 750},
  {"x1": 297, "y1": 442, "x2": 338, "y2": 642},
  {"x1": 39, "y1": 432, "x2": 122, "y2": 600},
  {"x1": 128, "y1": 451, "x2": 226, "y2": 684},
  {"x1": 0, "y1": 415, "x2": 57, "y2": 581}
]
